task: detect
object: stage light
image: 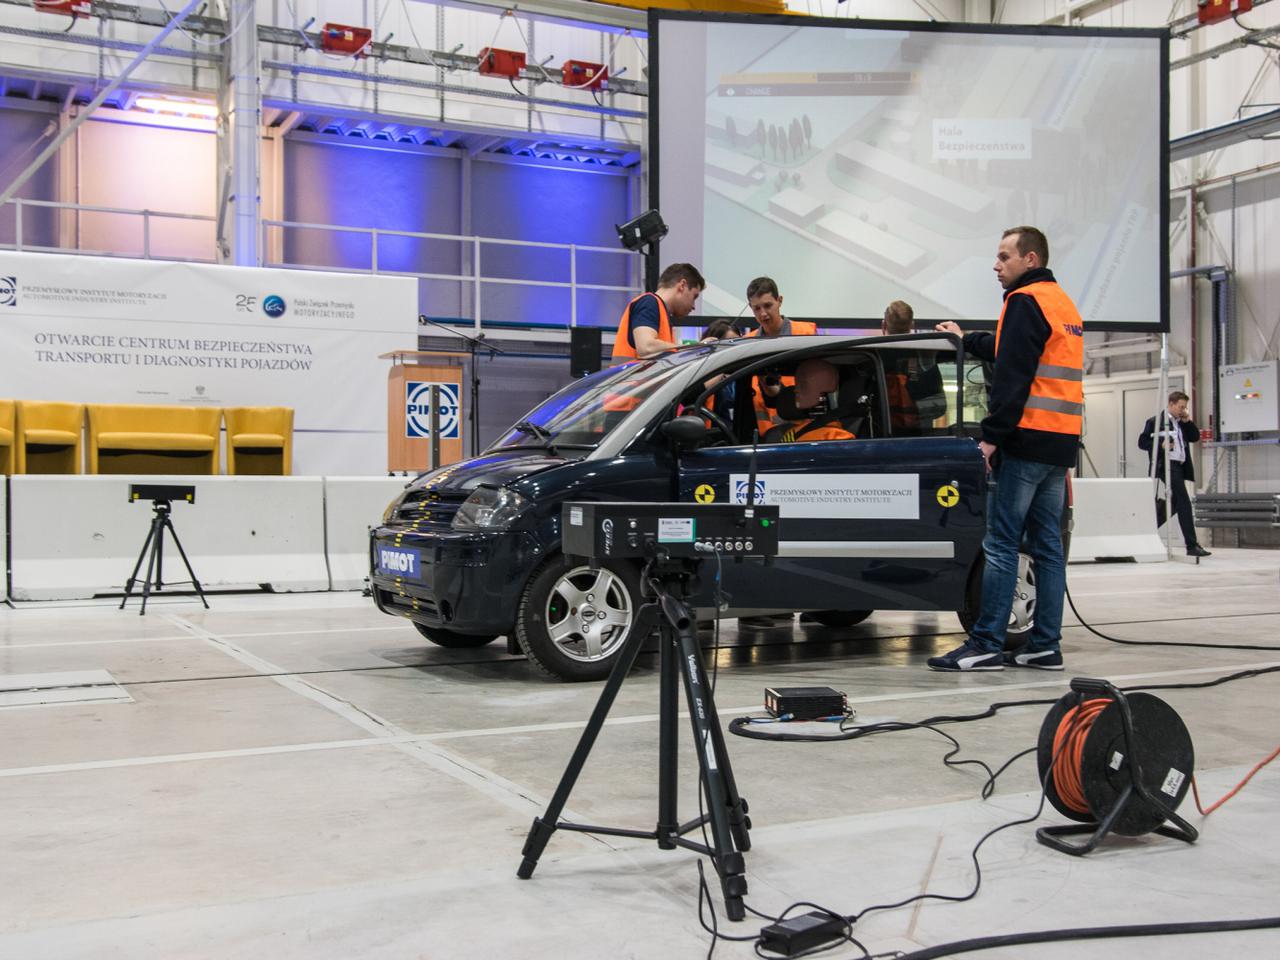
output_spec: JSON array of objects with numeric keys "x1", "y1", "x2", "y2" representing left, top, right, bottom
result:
[{"x1": 615, "y1": 209, "x2": 667, "y2": 252}]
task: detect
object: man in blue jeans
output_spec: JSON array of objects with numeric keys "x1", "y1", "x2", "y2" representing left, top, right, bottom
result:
[{"x1": 930, "y1": 226, "x2": 1083, "y2": 672}]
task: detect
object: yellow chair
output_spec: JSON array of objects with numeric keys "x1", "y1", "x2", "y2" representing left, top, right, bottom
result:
[
  {"x1": 224, "y1": 407, "x2": 294, "y2": 476},
  {"x1": 0, "y1": 400, "x2": 14, "y2": 475},
  {"x1": 14, "y1": 401, "x2": 84, "y2": 474},
  {"x1": 86, "y1": 404, "x2": 222, "y2": 475}
]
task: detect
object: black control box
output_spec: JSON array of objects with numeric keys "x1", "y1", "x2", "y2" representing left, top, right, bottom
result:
[
  {"x1": 562, "y1": 501, "x2": 780, "y2": 561},
  {"x1": 764, "y1": 686, "x2": 848, "y2": 721}
]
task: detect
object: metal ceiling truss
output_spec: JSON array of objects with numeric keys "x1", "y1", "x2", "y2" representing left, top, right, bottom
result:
[{"x1": 0, "y1": 0, "x2": 648, "y2": 97}]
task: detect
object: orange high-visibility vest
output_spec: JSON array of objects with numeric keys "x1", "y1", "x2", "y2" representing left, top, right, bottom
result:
[
  {"x1": 885, "y1": 370, "x2": 919, "y2": 430},
  {"x1": 995, "y1": 281, "x2": 1084, "y2": 436},
  {"x1": 746, "y1": 320, "x2": 819, "y2": 436},
  {"x1": 763, "y1": 418, "x2": 855, "y2": 444},
  {"x1": 611, "y1": 293, "x2": 672, "y2": 363}
]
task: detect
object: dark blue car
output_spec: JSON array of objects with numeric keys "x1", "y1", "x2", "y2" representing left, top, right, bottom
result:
[{"x1": 371, "y1": 334, "x2": 1060, "y2": 681}]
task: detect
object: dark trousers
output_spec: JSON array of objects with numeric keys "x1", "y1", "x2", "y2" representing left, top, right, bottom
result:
[{"x1": 1156, "y1": 461, "x2": 1199, "y2": 548}]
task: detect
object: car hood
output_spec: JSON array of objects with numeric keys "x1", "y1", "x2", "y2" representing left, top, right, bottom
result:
[{"x1": 407, "y1": 449, "x2": 570, "y2": 496}]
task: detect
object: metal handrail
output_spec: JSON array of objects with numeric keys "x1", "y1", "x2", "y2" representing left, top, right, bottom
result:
[
  {"x1": 260, "y1": 216, "x2": 637, "y2": 331},
  {"x1": 2, "y1": 199, "x2": 641, "y2": 332},
  {"x1": 3, "y1": 197, "x2": 217, "y2": 260}
]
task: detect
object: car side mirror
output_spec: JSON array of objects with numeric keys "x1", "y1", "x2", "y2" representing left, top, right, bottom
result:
[{"x1": 661, "y1": 415, "x2": 709, "y2": 445}]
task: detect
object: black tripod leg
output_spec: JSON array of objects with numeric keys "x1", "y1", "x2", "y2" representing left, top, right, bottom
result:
[
  {"x1": 669, "y1": 598, "x2": 747, "y2": 921},
  {"x1": 120, "y1": 519, "x2": 159, "y2": 610},
  {"x1": 656, "y1": 619, "x2": 679, "y2": 849},
  {"x1": 517, "y1": 603, "x2": 659, "y2": 880},
  {"x1": 138, "y1": 518, "x2": 163, "y2": 616},
  {"x1": 154, "y1": 519, "x2": 165, "y2": 591},
  {"x1": 702, "y1": 668, "x2": 751, "y2": 853},
  {"x1": 165, "y1": 518, "x2": 210, "y2": 609}
]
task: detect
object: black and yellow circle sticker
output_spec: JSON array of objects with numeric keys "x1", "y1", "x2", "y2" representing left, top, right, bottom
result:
[
  {"x1": 694, "y1": 484, "x2": 716, "y2": 504},
  {"x1": 936, "y1": 484, "x2": 960, "y2": 508}
]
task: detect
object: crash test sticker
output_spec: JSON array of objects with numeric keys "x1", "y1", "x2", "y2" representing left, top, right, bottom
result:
[{"x1": 658, "y1": 517, "x2": 695, "y2": 543}]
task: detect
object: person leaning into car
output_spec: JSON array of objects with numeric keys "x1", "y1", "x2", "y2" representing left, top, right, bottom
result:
[
  {"x1": 743, "y1": 276, "x2": 818, "y2": 437},
  {"x1": 930, "y1": 225, "x2": 1082, "y2": 674},
  {"x1": 610, "y1": 262, "x2": 705, "y2": 363}
]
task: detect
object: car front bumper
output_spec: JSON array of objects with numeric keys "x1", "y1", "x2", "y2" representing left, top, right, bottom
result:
[{"x1": 369, "y1": 526, "x2": 546, "y2": 635}]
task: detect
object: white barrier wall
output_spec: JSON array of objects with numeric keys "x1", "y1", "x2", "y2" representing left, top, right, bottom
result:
[
  {"x1": 325, "y1": 477, "x2": 412, "y2": 591},
  {"x1": 8, "y1": 475, "x2": 331, "y2": 600},
  {"x1": 1070, "y1": 478, "x2": 1167, "y2": 563}
]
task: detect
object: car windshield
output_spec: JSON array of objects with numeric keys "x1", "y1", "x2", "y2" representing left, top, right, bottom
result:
[{"x1": 491, "y1": 349, "x2": 711, "y2": 450}]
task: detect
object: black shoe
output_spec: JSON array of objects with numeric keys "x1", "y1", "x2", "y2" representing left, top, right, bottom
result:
[
  {"x1": 926, "y1": 643, "x2": 1004, "y2": 672},
  {"x1": 1187, "y1": 544, "x2": 1212, "y2": 558}
]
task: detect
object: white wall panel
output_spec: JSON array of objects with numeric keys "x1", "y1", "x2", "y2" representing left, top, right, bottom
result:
[{"x1": 8, "y1": 475, "x2": 330, "y2": 600}]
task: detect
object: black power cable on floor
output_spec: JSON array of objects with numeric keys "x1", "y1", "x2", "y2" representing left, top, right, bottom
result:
[
  {"x1": 890, "y1": 916, "x2": 1280, "y2": 960},
  {"x1": 1064, "y1": 578, "x2": 1280, "y2": 651}
]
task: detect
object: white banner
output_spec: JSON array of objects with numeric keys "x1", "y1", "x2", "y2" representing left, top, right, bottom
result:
[
  {"x1": 730, "y1": 473, "x2": 920, "y2": 519},
  {"x1": 0, "y1": 252, "x2": 418, "y2": 474}
]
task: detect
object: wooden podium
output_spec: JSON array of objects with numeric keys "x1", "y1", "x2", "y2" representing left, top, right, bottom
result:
[{"x1": 381, "y1": 350, "x2": 468, "y2": 473}]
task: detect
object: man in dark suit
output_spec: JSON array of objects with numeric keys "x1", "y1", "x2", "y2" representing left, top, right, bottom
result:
[{"x1": 1138, "y1": 390, "x2": 1211, "y2": 557}]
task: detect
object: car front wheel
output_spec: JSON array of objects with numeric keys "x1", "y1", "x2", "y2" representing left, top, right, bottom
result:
[
  {"x1": 957, "y1": 551, "x2": 1034, "y2": 650},
  {"x1": 516, "y1": 555, "x2": 645, "y2": 681}
]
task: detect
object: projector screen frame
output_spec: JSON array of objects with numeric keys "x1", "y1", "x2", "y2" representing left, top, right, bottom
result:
[{"x1": 648, "y1": 10, "x2": 1170, "y2": 334}]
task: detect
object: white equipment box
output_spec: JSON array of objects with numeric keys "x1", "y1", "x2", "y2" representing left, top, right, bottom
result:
[{"x1": 1219, "y1": 361, "x2": 1279, "y2": 434}]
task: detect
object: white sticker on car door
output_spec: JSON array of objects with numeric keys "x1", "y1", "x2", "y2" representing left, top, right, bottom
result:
[{"x1": 729, "y1": 473, "x2": 920, "y2": 520}]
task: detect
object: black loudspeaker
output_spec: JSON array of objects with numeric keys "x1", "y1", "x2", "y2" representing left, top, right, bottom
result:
[{"x1": 569, "y1": 327, "x2": 603, "y2": 378}]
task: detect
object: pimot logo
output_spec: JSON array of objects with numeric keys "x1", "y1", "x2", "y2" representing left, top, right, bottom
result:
[{"x1": 0, "y1": 276, "x2": 17, "y2": 307}]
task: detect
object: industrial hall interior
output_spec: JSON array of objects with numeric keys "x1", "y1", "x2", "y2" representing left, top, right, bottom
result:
[{"x1": 3, "y1": 0, "x2": 1280, "y2": 956}]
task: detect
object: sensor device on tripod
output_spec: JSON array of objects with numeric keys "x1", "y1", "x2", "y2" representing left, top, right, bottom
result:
[
  {"x1": 518, "y1": 500, "x2": 780, "y2": 921},
  {"x1": 562, "y1": 501, "x2": 780, "y2": 560},
  {"x1": 120, "y1": 483, "x2": 209, "y2": 616}
]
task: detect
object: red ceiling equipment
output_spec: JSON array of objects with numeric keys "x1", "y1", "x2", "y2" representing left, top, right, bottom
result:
[
  {"x1": 478, "y1": 47, "x2": 527, "y2": 79},
  {"x1": 32, "y1": 0, "x2": 93, "y2": 17},
  {"x1": 1197, "y1": 0, "x2": 1252, "y2": 25},
  {"x1": 561, "y1": 60, "x2": 608, "y2": 91},
  {"x1": 320, "y1": 23, "x2": 372, "y2": 57}
]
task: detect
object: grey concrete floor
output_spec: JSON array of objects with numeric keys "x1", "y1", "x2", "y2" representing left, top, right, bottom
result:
[{"x1": 2, "y1": 551, "x2": 1279, "y2": 959}]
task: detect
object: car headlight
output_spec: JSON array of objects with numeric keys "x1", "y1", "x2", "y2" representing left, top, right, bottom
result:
[
  {"x1": 383, "y1": 492, "x2": 407, "y2": 522},
  {"x1": 452, "y1": 486, "x2": 530, "y2": 531}
]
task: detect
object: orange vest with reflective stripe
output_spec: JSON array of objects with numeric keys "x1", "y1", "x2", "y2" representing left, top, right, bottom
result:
[
  {"x1": 611, "y1": 293, "x2": 672, "y2": 363},
  {"x1": 995, "y1": 282, "x2": 1084, "y2": 437},
  {"x1": 746, "y1": 320, "x2": 820, "y2": 435}
]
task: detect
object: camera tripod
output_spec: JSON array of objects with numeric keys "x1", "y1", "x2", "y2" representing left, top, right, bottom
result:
[
  {"x1": 516, "y1": 554, "x2": 752, "y2": 920},
  {"x1": 121, "y1": 497, "x2": 209, "y2": 616}
]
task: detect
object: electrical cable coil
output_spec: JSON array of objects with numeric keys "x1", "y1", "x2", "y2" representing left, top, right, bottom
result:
[{"x1": 1038, "y1": 688, "x2": 1194, "y2": 836}]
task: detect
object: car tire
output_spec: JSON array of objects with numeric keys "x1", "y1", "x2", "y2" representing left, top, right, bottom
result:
[
  {"x1": 957, "y1": 551, "x2": 1033, "y2": 650},
  {"x1": 516, "y1": 554, "x2": 645, "y2": 682},
  {"x1": 803, "y1": 610, "x2": 873, "y2": 628},
  {"x1": 412, "y1": 622, "x2": 498, "y2": 648}
]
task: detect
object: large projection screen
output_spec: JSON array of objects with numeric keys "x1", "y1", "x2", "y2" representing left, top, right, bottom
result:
[{"x1": 652, "y1": 13, "x2": 1169, "y2": 332}]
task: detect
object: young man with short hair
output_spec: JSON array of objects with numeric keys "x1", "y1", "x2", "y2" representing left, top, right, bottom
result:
[{"x1": 611, "y1": 262, "x2": 705, "y2": 363}]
